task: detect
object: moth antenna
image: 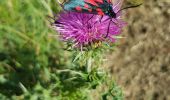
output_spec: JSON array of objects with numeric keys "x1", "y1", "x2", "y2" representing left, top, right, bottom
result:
[{"x1": 117, "y1": 3, "x2": 142, "y2": 14}]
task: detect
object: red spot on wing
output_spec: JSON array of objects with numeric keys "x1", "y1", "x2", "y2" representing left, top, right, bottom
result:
[
  {"x1": 94, "y1": 0, "x2": 103, "y2": 3},
  {"x1": 98, "y1": 11, "x2": 104, "y2": 15},
  {"x1": 84, "y1": 4, "x2": 89, "y2": 8},
  {"x1": 96, "y1": 8, "x2": 104, "y2": 15},
  {"x1": 107, "y1": 0, "x2": 111, "y2": 3},
  {"x1": 85, "y1": 0, "x2": 98, "y2": 6},
  {"x1": 75, "y1": 6, "x2": 82, "y2": 11},
  {"x1": 88, "y1": 8, "x2": 92, "y2": 12},
  {"x1": 96, "y1": 8, "x2": 102, "y2": 12}
]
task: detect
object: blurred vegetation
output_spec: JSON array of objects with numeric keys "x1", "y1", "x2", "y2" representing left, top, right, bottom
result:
[
  {"x1": 0, "y1": 0, "x2": 123, "y2": 100},
  {"x1": 127, "y1": 0, "x2": 144, "y2": 5}
]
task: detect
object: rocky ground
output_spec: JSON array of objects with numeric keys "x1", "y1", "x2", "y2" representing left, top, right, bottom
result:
[{"x1": 108, "y1": 0, "x2": 170, "y2": 100}]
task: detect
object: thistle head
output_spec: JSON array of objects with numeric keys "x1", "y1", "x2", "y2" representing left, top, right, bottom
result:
[{"x1": 53, "y1": 0, "x2": 126, "y2": 49}]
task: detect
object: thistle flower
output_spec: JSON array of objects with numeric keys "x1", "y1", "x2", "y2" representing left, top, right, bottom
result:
[{"x1": 53, "y1": 1, "x2": 126, "y2": 48}]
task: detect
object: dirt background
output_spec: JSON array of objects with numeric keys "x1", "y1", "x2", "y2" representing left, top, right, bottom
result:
[{"x1": 107, "y1": 0, "x2": 170, "y2": 100}]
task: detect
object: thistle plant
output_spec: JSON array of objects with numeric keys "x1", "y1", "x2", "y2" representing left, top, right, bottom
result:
[{"x1": 51, "y1": 1, "x2": 126, "y2": 99}]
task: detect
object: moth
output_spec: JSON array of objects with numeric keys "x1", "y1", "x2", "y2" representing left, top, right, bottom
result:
[{"x1": 56, "y1": 0, "x2": 141, "y2": 37}]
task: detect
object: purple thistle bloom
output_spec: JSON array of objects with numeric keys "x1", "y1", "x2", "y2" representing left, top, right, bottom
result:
[{"x1": 53, "y1": 0, "x2": 126, "y2": 48}]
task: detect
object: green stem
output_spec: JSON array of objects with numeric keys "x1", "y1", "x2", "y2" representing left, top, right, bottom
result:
[{"x1": 87, "y1": 57, "x2": 92, "y2": 73}]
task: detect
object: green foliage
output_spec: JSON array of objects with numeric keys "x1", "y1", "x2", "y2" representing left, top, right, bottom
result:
[
  {"x1": 102, "y1": 81, "x2": 123, "y2": 100},
  {"x1": 0, "y1": 0, "x2": 123, "y2": 100}
]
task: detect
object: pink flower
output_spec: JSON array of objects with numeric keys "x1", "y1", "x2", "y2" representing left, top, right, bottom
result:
[{"x1": 53, "y1": 0, "x2": 126, "y2": 48}]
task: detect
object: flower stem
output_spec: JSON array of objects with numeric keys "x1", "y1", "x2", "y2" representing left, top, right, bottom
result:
[{"x1": 87, "y1": 57, "x2": 92, "y2": 73}]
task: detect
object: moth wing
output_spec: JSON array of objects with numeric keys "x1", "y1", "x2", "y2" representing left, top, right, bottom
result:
[
  {"x1": 64, "y1": 0, "x2": 99, "y2": 14},
  {"x1": 64, "y1": 0, "x2": 85, "y2": 11},
  {"x1": 112, "y1": 0, "x2": 124, "y2": 12}
]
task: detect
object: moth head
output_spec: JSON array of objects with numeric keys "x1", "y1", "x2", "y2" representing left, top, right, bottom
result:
[{"x1": 106, "y1": 5, "x2": 116, "y2": 18}]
